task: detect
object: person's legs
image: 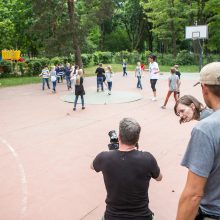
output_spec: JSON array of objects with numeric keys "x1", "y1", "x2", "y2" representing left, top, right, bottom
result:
[
  {"x1": 174, "y1": 91, "x2": 178, "y2": 102},
  {"x1": 81, "y1": 95, "x2": 85, "y2": 109},
  {"x1": 66, "y1": 76, "x2": 71, "y2": 90},
  {"x1": 52, "y1": 81, "x2": 56, "y2": 92},
  {"x1": 73, "y1": 95, "x2": 79, "y2": 110},
  {"x1": 138, "y1": 76, "x2": 142, "y2": 89},
  {"x1": 45, "y1": 78, "x2": 50, "y2": 89},
  {"x1": 150, "y1": 79, "x2": 157, "y2": 99},
  {"x1": 42, "y1": 78, "x2": 45, "y2": 90},
  {"x1": 140, "y1": 76, "x2": 142, "y2": 89},
  {"x1": 162, "y1": 91, "x2": 172, "y2": 107}
]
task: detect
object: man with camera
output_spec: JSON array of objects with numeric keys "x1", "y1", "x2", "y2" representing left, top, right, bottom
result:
[{"x1": 91, "y1": 118, "x2": 162, "y2": 220}]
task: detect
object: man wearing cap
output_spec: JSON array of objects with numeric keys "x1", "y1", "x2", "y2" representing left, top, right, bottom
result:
[{"x1": 176, "y1": 62, "x2": 220, "y2": 220}]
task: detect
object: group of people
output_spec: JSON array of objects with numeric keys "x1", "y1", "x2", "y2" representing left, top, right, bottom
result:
[
  {"x1": 91, "y1": 62, "x2": 220, "y2": 220},
  {"x1": 95, "y1": 63, "x2": 114, "y2": 95},
  {"x1": 39, "y1": 63, "x2": 86, "y2": 111}
]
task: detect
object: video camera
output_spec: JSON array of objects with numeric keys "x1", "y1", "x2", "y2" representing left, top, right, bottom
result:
[
  {"x1": 108, "y1": 130, "x2": 119, "y2": 150},
  {"x1": 108, "y1": 130, "x2": 139, "y2": 150}
]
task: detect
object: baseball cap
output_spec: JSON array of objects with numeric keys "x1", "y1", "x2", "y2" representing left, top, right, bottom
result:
[{"x1": 194, "y1": 62, "x2": 220, "y2": 86}]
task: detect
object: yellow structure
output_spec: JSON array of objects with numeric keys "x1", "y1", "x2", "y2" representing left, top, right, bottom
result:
[{"x1": 2, "y1": 50, "x2": 21, "y2": 61}]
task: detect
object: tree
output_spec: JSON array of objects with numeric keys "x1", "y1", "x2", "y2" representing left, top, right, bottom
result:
[
  {"x1": 67, "y1": 0, "x2": 83, "y2": 67},
  {"x1": 141, "y1": 0, "x2": 190, "y2": 56}
]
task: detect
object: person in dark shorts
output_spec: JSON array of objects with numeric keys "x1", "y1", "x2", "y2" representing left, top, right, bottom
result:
[
  {"x1": 148, "y1": 55, "x2": 160, "y2": 101},
  {"x1": 95, "y1": 63, "x2": 105, "y2": 92},
  {"x1": 91, "y1": 117, "x2": 163, "y2": 220}
]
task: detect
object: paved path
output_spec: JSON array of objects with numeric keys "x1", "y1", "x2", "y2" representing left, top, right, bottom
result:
[{"x1": 0, "y1": 71, "x2": 204, "y2": 220}]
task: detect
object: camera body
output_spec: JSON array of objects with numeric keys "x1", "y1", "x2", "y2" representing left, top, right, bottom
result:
[
  {"x1": 108, "y1": 130, "x2": 139, "y2": 150},
  {"x1": 108, "y1": 130, "x2": 119, "y2": 150}
]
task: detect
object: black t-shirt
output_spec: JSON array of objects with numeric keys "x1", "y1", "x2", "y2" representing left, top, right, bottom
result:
[
  {"x1": 175, "y1": 71, "x2": 181, "y2": 79},
  {"x1": 95, "y1": 67, "x2": 105, "y2": 77},
  {"x1": 93, "y1": 150, "x2": 160, "y2": 219}
]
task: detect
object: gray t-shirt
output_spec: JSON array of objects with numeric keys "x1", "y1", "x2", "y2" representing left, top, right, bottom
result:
[
  {"x1": 169, "y1": 74, "x2": 179, "y2": 91},
  {"x1": 181, "y1": 108, "x2": 220, "y2": 216},
  {"x1": 199, "y1": 108, "x2": 213, "y2": 121}
]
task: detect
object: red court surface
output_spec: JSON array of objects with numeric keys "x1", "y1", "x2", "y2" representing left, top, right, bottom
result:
[{"x1": 0, "y1": 71, "x2": 203, "y2": 220}]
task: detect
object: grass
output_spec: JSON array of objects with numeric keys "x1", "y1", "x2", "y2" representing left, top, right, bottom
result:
[
  {"x1": 0, "y1": 64, "x2": 199, "y2": 88},
  {"x1": 0, "y1": 76, "x2": 41, "y2": 88}
]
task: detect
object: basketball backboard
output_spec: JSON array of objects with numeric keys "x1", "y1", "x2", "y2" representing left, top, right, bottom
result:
[{"x1": 185, "y1": 25, "x2": 208, "y2": 39}]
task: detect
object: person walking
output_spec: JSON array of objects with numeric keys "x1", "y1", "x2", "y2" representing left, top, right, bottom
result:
[
  {"x1": 176, "y1": 62, "x2": 220, "y2": 220},
  {"x1": 148, "y1": 55, "x2": 160, "y2": 101},
  {"x1": 39, "y1": 66, "x2": 50, "y2": 90},
  {"x1": 73, "y1": 69, "x2": 85, "y2": 111},
  {"x1": 174, "y1": 95, "x2": 213, "y2": 124},
  {"x1": 105, "y1": 66, "x2": 113, "y2": 95},
  {"x1": 65, "y1": 63, "x2": 72, "y2": 90},
  {"x1": 91, "y1": 118, "x2": 162, "y2": 220},
  {"x1": 161, "y1": 67, "x2": 179, "y2": 109},
  {"x1": 122, "y1": 59, "x2": 127, "y2": 76},
  {"x1": 50, "y1": 66, "x2": 57, "y2": 93},
  {"x1": 95, "y1": 63, "x2": 105, "y2": 92},
  {"x1": 174, "y1": 64, "x2": 181, "y2": 98},
  {"x1": 135, "y1": 62, "x2": 143, "y2": 90}
]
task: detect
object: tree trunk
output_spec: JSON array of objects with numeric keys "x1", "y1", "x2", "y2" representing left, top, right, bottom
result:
[{"x1": 67, "y1": 0, "x2": 83, "y2": 68}]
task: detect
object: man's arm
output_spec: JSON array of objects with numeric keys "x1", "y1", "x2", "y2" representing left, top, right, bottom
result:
[{"x1": 176, "y1": 170, "x2": 207, "y2": 220}]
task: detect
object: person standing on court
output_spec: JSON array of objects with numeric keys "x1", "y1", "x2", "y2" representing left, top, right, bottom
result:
[
  {"x1": 135, "y1": 61, "x2": 143, "y2": 90},
  {"x1": 95, "y1": 63, "x2": 105, "y2": 92},
  {"x1": 176, "y1": 62, "x2": 220, "y2": 220},
  {"x1": 148, "y1": 55, "x2": 160, "y2": 101},
  {"x1": 91, "y1": 117, "x2": 162, "y2": 220},
  {"x1": 39, "y1": 66, "x2": 50, "y2": 90},
  {"x1": 174, "y1": 64, "x2": 181, "y2": 98},
  {"x1": 122, "y1": 59, "x2": 127, "y2": 76},
  {"x1": 161, "y1": 67, "x2": 179, "y2": 109},
  {"x1": 73, "y1": 69, "x2": 85, "y2": 111}
]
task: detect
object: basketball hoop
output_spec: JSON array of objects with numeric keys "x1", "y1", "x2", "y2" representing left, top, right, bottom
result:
[{"x1": 185, "y1": 25, "x2": 208, "y2": 72}]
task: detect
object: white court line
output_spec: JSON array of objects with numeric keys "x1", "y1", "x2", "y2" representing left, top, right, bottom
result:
[{"x1": 0, "y1": 137, "x2": 28, "y2": 219}]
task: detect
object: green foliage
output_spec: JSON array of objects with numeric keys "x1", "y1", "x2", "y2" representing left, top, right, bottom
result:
[
  {"x1": 93, "y1": 51, "x2": 112, "y2": 64},
  {"x1": 18, "y1": 62, "x2": 26, "y2": 75},
  {"x1": 81, "y1": 54, "x2": 93, "y2": 67},
  {"x1": 50, "y1": 57, "x2": 63, "y2": 65},
  {"x1": 0, "y1": 60, "x2": 12, "y2": 77},
  {"x1": 175, "y1": 50, "x2": 195, "y2": 65}
]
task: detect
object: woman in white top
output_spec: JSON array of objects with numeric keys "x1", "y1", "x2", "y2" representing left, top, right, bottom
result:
[
  {"x1": 135, "y1": 62, "x2": 142, "y2": 90},
  {"x1": 148, "y1": 55, "x2": 160, "y2": 100},
  {"x1": 105, "y1": 66, "x2": 113, "y2": 95}
]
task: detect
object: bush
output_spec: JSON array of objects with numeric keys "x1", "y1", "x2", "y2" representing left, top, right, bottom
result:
[
  {"x1": 175, "y1": 50, "x2": 194, "y2": 65},
  {"x1": 155, "y1": 53, "x2": 175, "y2": 66},
  {"x1": 50, "y1": 57, "x2": 63, "y2": 65},
  {"x1": 0, "y1": 60, "x2": 12, "y2": 77},
  {"x1": 81, "y1": 54, "x2": 93, "y2": 67},
  {"x1": 93, "y1": 51, "x2": 112, "y2": 64},
  {"x1": 18, "y1": 62, "x2": 26, "y2": 75}
]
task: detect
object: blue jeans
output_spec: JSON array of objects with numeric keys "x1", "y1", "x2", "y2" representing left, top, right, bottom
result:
[
  {"x1": 52, "y1": 81, "x2": 56, "y2": 91},
  {"x1": 42, "y1": 78, "x2": 50, "y2": 90},
  {"x1": 107, "y1": 81, "x2": 112, "y2": 91},
  {"x1": 97, "y1": 77, "x2": 104, "y2": 91},
  {"x1": 123, "y1": 67, "x2": 127, "y2": 76},
  {"x1": 74, "y1": 95, "x2": 84, "y2": 108},
  {"x1": 66, "y1": 76, "x2": 71, "y2": 90},
  {"x1": 137, "y1": 76, "x2": 142, "y2": 89}
]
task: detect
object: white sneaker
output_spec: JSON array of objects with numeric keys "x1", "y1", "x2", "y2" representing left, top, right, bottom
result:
[{"x1": 151, "y1": 97, "x2": 157, "y2": 101}]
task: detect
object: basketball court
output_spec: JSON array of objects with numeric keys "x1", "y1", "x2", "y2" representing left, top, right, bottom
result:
[{"x1": 0, "y1": 71, "x2": 204, "y2": 220}]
